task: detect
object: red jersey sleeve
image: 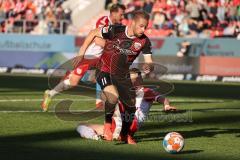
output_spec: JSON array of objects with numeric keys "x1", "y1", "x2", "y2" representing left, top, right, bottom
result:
[{"x1": 143, "y1": 87, "x2": 159, "y2": 102}]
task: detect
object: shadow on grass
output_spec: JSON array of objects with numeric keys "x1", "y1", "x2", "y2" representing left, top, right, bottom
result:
[
  {"x1": 136, "y1": 113, "x2": 240, "y2": 144},
  {"x1": 0, "y1": 129, "x2": 200, "y2": 160},
  {"x1": 178, "y1": 150, "x2": 204, "y2": 154},
  {"x1": 150, "y1": 107, "x2": 240, "y2": 114},
  {"x1": 141, "y1": 111, "x2": 240, "y2": 131},
  {"x1": 0, "y1": 128, "x2": 229, "y2": 160},
  {"x1": 136, "y1": 128, "x2": 240, "y2": 143}
]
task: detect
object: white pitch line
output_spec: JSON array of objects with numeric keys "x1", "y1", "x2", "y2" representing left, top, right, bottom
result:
[
  {"x1": 0, "y1": 98, "x2": 95, "y2": 102},
  {"x1": 0, "y1": 110, "x2": 104, "y2": 113},
  {"x1": 171, "y1": 99, "x2": 225, "y2": 102},
  {"x1": 151, "y1": 108, "x2": 240, "y2": 112},
  {"x1": 0, "y1": 99, "x2": 225, "y2": 103},
  {"x1": 0, "y1": 108, "x2": 239, "y2": 113}
]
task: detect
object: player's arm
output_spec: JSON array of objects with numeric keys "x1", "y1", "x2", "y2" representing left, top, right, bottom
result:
[
  {"x1": 142, "y1": 38, "x2": 154, "y2": 74},
  {"x1": 72, "y1": 28, "x2": 103, "y2": 67},
  {"x1": 75, "y1": 16, "x2": 109, "y2": 60},
  {"x1": 73, "y1": 26, "x2": 115, "y2": 67},
  {"x1": 155, "y1": 95, "x2": 176, "y2": 111},
  {"x1": 145, "y1": 88, "x2": 176, "y2": 111},
  {"x1": 143, "y1": 54, "x2": 154, "y2": 73},
  {"x1": 84, "y1": 25, "x2": 115, "y2": 40},
  {"x1": 78, "y1": 29, "x2": 100, "y2": 56},
  {"x1": 76, "y1": 25, "x2": 114, "y2": 57}
]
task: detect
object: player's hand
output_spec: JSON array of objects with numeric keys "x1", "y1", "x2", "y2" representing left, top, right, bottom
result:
[
  {"x1": 72, "y1": 56, "x2": 83, "y2": 68},
  {"x1": 142, "y1": 63, "x2": 154, "y2": 74},
  {"x1": 164, "y1": 105, "x2": 177, "y2": 111}
]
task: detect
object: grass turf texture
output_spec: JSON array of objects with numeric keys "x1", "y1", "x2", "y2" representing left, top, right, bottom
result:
[{"x1": 0, "y1": 74, "x2": 240, "y2": 160}]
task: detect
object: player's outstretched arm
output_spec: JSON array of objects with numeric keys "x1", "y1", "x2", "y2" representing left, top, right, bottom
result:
[
  {"x1": 72, "y1": 28, "x2": 102, "y2": 67},
  {"x1": 156, "y1": 96, "x2": 176, "y2": 111}
]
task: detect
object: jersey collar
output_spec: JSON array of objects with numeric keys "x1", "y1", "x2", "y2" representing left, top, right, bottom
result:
[{"x1": 125, "y1": 26, "x2": 136, "y2": 39}]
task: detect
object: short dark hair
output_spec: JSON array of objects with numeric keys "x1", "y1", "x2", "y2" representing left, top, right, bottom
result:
[
  {"x1": 110, "y1": 3, "x2": 126, "y2": 13},
  {"x1": 129, "y1": 68, "x2": 141, "y2": 75},
  {"x1": 132, "y1": 10, "x2": 150, "y2": 21}
]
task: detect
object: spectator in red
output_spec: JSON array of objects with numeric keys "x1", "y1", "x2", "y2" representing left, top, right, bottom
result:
[
  {"x1": 152, "y1": 0, "x2": 167, "y2": 13},
  {"x1": 1, "y1": 0, "x2": 15, "y2": 18},
  {"x1": 26, "y1": 0, "x2": 36, "y2": 15}
]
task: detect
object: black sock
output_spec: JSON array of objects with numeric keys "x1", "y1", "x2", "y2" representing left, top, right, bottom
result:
[
  {"x1": 121, "y1": 121, "x2": 130, "y2": 137},
  {"x1": 105, "y1": 101, "x2": 116, "y2": 123}
]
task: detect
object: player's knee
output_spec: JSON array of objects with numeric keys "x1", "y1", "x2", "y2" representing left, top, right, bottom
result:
[
  {"x1": 103, "y1": 85, "x2": 119, "y2": 104},
  {"x1": 76, "y1": 125, "x2": 86, "y2": 135},
  {"x1": 107, "y1": 97, "x2": 118, "y2": 104},
  {"x1": 76, "y1": 125, "x2": 99, "y2": 140},
  {"x1": 105, "y1": 93, "x2": 119, "y2": 104},
  {"x1": 105, "y1": 100, "x2": 117, "y2": 113},
  {"x1": 69, "y1": 78, "x2": 79, "y2": 87}
]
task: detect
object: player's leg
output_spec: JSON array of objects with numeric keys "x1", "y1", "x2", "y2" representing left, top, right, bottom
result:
[
  {"x1": 48, "y1": 59, "x2": 91, "y2": 97},
  {"x1": 133, "y1": 109, "x2": 145, "y2": 131},
  {"x1": 69, "y1": 63, "x2": 90, "y2": 86},
  {"x1": 76, "y1": 124, "x2": 103, "y2": 140},
  {"x1": 116, "y1": 77, "x2": 137, "y2": 144},
  {"x1": 112, "y1": 104, "x2": 122, "y2": 140},
  {"x1": 86, "y1": 124, "x2": 104, "y2": 136},
  {"x1": 129, "y1": 103, "x2": 152, "y2": 136},
  {"x1": 121, "y1": 101, "x2": 137, "y2": 144},
  {"x1": 96, "y1": 71, "x2": 119, "y2": 140},
  {"x1": 99, "y1": 91, "x2": 122, "y2": 140},
  {"x1": 102, "y1": 85, "x2": 119, "y2": 140},
  {"x1": 41, "y1": 63, "x2": 90, "y2": 111}
]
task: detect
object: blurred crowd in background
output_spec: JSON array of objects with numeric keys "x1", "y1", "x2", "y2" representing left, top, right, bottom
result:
[
  {"x1": 1, "y1": 0, "x2": 240, "y2": 38},
  {"x1": 110, "y1": 0, "x2": 240, "y2": 38},
  {"x1": 0, "y1": 0, "x2": 70, "y2": 34}
]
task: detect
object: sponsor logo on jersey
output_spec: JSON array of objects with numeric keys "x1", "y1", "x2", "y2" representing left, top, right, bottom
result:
[
  {"x1": 134, "y1": 42, "x2": 142, "y2": 50},
  {"x1": 76, "y1": 68, "x2": 82, "y2": 75},
  {"x1": 113, "y1": 44, "x2": 138, "y2": 55}
]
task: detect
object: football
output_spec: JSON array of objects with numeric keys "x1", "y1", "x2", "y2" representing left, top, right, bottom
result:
[{"x1": 163, "y1": 132, "x2": 184, "y2": 153}]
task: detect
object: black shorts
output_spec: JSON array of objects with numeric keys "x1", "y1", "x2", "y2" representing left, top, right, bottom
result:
[{"x1": 96, "y1": 70, "x2": 136, "y2": 106}]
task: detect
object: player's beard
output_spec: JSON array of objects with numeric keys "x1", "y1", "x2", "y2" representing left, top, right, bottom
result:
[{"x1": 133, "y1": 29, "x2": 143, "y2": 37}]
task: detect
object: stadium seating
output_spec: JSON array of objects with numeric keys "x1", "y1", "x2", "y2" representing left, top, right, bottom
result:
[{"x1": 0, "y1": 0, "x2": 239, "y2": 38}]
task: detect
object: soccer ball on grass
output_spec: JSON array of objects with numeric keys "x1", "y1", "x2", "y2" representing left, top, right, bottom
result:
[{"x1": 163, "y1": 132, "x2": 184, "y2": 153}]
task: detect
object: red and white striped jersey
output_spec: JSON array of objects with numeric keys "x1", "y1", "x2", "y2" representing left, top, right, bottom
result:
[
  {"x1": 96, "y1": 16, "x2": 112, "y2": 28},
  {"x1": 84, "y1": 16, "x2": 112, "y2": 59}
]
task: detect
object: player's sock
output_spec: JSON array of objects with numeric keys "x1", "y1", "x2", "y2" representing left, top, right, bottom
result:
[
  {"x1": 104, "y1": 101, "x2": 116, "y2": 123},
  {"x1": 76, "y1": 125, "x2": 100, "y2": 140},
  {"x1": 129, "y1": 116, "x2": 138, "y2": 136},
  {"x1": 121, "y1": 121, "x2": 130, "y2": 137},
  {"x1": 112, "y1": 106, "x2": 122, "y2": 140},
  {"x1": 121, "y1": 109, "x2": 136, "y2": 138},
  {"x1": 49, "y1": 79, "x2": 71, "y2": 97}
]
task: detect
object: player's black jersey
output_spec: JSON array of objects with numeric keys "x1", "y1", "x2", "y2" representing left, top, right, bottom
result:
[{"x1": 98, "y1": 25, "x2": 152, "y2": 76}]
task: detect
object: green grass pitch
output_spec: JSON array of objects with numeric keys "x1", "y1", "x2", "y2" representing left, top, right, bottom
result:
[{"x1": 0, "y1": 74, "x2": 240, "y2": 160}]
